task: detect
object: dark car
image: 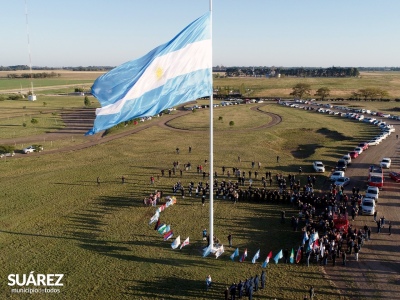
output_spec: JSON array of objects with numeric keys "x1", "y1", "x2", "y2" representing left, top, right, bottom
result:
[
  {"x1": 358, "y1": 142, "x2": 369, "y2": 151},
  {"x1": 336, "y1": 159, "x2": 347, "y2": 171},
  {"x1": 389, "y1": 171, "x2": 400, "y2": 183},
  {"x1": 349, "y1": 151, "x2": 359, "y2": 159}
]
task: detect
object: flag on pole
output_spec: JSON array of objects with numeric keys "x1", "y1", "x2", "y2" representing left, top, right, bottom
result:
[
  {"x1": 203, "y1": 244, "x2": 212, "y2": 257},
  {"x1": 295, "y1": 246, "x2": 302, "y2": 264},
  {"x1": 157, "y1": 224, "x2": 167, "y2": 234},
  {"x1": 154, "y1": 219, "x2": 160, "y2": 230},
  {"x1": 230, "y1": 248, "x2": 239, "y2": 261},
  {"x1": 215, "y1": 245, "x2": 224, "y2": 259},
  {"x1": 313, "y1": 239, "x2": 320, "y2": 251},
  {"x1": 239, "y1": 249, "x2": 248, "y2": 262},
  {"x1": 302, "y1": 231, "x2": 309, "y2": 245},
  {"x1": 274, "y1": 249, "x2": 283, "y2": 264},
  {"x1": 163, "y1": 230, "x2": 173, "y2": 241},
  {"x1": 149, "y1": 211, "x2": 159, "y2": 225},
  {"x1": 180, "y1": 237, "x2": 189, "y2": 249},
  {"x1": 171, "y1": 235, "x2": 181, "y2": 249},
  {"x1": 252, "y1": 249, "x2": 260, "y2": 264},
  {"x1": 290, "y1": 248, "x2": 295, "y2": 264},
  {"x1": 262, "y1": 251, "x2": 273, "y2": 268},
  {"x1": 86, "y1": 12, "x2": 212, "y2": 135}
]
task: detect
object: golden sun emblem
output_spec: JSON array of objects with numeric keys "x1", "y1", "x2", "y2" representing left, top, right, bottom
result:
[{"x1": 156, "y1": 67, "x2": 163, "y2": 79}]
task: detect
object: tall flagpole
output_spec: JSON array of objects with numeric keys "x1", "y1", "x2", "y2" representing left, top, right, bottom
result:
[{"x1": 208, "y1": 0, "x2": 214, "y2": 249}]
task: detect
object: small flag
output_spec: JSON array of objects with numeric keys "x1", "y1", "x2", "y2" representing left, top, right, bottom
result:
[
  {"x1": 320, "y1": 240, "x2": 325, "y2": 258},
  {"x1": 149, "y1": 211, "x2": 159, "y2": 225},
  {"x1": 290, "y1": 248, "x2": 295, "y2": 264},
  {"x1": 230, "y1": 248, "x2": 239, "y2": 261},
  {"x1": 310, "y1": 232, "x2": 319, "y2": 244},
  {"x1": 171, "y1": 235, "x2": 181, "y2": 249},
  {"x1": 163, "y1": 230, "x2": 173, "y2": 241},
  {"x1": 86, "y1": 13, "x2": 212, "y2": 135},
  {"x1": 252, "y1": 249, "x2": 260, "y2": 264},
  {"x1": 180, "y1": 237, "x2": 189, "y2": 249},
  {"x1": 239, "y1": 249, "x2": 247, "y2": 262},
  {"x1": 203, "y1": 244, "x2": 212, "y2": 257},
  {"x1": 313, "y1": 239, "x2": 320, "y2": 251},
  {"x1": 262, "y1": 251, "x2": 273, "y2": 268},
  {"x1": 154, "y1": 219, "x2": 161, "y2": 230},
  {"x1": 295, "y1": 247, "x2": 302, "y2": 264},
  {"x1": 157, "y1": 204, "x2": 166, "y2": 213},
  {"x1": 302, "y1": 231, "x2": 309, "y2": 245},
  {"x1": 215, "y1": 245, "x2": 224, "y2": 259},
  {"x1": 274, "y1": 249, "x2": 283, "y2": 264},
  {"x1": 157, "y1": 224, "x2": 167, "y2": 234}
]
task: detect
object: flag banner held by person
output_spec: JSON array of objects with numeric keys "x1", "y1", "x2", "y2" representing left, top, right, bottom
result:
[
  {"x1": 274, "y1": 249, "x2": 283, "y2": 264},
  {"x1": 180, "y1": 237, "x2": 189, "y2": 249},
  {"x1": 215, "y1": 245, "x2": 224, "y2": 259},
  {"x1": 163, "y1": 230, "x2": 173, "y2": 241},
  {"x1": 296, "y1": 246, "x2": 302, "y2": 264},
  {"x1": 86, "y1": 12, "x2": 212, "y2": 135},
  {"x1": 230, "y1": 248, "x2": 239, "y2": 261},
  {"x1": 239, "y1": 249, "x2": 247, "y2": 262},
  {"x1": 149, "y1": 211, "x2": 160, "y2": 225},
  {"x1": 290, "y1": 248, "x2": 295, "y2": 264},
  {"x1": 171, "y1": 235, "x2": 181, "y2": 249},
  {"x1": 203, "y1": 244, "x2": 212, "y2": 257},
  {"x1": 252, "y1": 249, "x2": 260, "y2": 264},
  {"x1": 262, "y1": 251, "x2": 273, "y2": 268}
]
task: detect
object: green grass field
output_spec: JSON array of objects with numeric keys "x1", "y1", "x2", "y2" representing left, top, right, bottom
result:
[{"x1": 0, "y1": 72, "x2": 397, "y2": 299}]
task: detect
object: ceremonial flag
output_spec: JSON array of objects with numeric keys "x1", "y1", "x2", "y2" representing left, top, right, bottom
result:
[
  {"x1": 230, "y1": 248, "x2": 239, "y2": 261},
  {"x1": 252, "y1": 249, "x2": 260, "y2": 264},
  {"x1": 154, "y1": 219, "x2": 160, "y2": 230},
  {"x1": 302, "y1": 231, "x2": 309, "y2": 245},
  {"x1": 313, "y1": 239, "x2": 320, "y2": 251},
  {"x1": 239, "y1": 249, "x2": 247, "y2": 262},
  {"x1": 262, "y1": 251, "x2": 273, "y2": 268},
  {"x1": 180, "y1": 237, "x2": 190, "y2": 249},
  {"x1": 157, "y1": 204, "x2": 166, "y2": 213},
  {"x1": 319, "y1": 240, "x2": 325, "y2": 258},
  {"x1": 215, "y1": 245, "x2": 224, "y2": 259},
  {"x1": 274, "y1": 249, "x2": 283, "y2": 264},
  {"x1": 290, "y1": 248, "x2": 295, "y2": 264},
  {"x1": 310, "y1": 232, "x2": 319, "y2": 244},
  {"x1": 87, "y1": 12, "x2": 212, "y2": 135},
  {"x1": 171, "y1": 235, "x2": 181, "y2": 249},
  {"x1": 157, "y1": 224, "x2": 167, "y2": 234},
  {"x1": 163, "y1": 230, "x2": 173, "y2": 241},
  {"x1": 295, "y1": 246, "x2": 302, "y2": 264},
  {"x1": 149, "y1": 211, "x2": 159, "y2": 225},
  {"x1": 203, "y1": 244, "x2": 212, "y2": 257}
]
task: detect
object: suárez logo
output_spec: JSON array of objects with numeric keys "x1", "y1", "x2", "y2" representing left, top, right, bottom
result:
[{"x1": 8, "y1": 271, "x2": 64, "y2": 286}]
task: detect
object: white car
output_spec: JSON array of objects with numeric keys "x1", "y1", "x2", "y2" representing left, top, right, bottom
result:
[
  {"x1": 361, "y1": 198, "x2": 376, "y2": 215},
  {"x1": 365, "y1": 186, "x2": 380, "y2": 201},
  {"x1": 367, "y1": 139, "x2": 380, "y2": 146},
  {"x1": 313, "y1": 161, "x2": 325, "y2": 172},
  {"x1": 22, "y1": 145, "x2": 43, "y2": 154},
  {"x1": 354, "y1": 147, "x2": 363, "y2": 155},
  {"x1": 380, "y1": 158, "x2": 391, "y2": 168},
  {"x1": 334, "y1": 177, "x2": 350, "y2": 187},
  {"x1": 330, "y1": 171, "x2": 345, "y2": 181}
]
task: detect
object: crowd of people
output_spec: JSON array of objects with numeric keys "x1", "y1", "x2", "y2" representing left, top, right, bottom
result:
[{"x1": 220, "y1": 270, "x2": 266, "y2": 300}]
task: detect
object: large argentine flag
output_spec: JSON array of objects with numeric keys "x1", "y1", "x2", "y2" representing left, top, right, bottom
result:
[{"x1": 87, "y1": 12, "x2": 212, "y2": 135}]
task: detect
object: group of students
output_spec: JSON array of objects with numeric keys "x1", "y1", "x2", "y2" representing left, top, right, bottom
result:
[{"x1": 221, "y1": 270, "x2": 266, "y2": 300}]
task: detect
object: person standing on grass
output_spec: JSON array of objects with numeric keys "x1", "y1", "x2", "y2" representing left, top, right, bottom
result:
[
  {"x1": 388, "y1": 221, "x2": 392, "y2": 235},
  {"x1": 277, "y1": 155, "x2": 280, "y2": 163},
  {"x1": 309, "y1": 286, "x2": 315, "y2": 299},
  {"x1": 261, "y1": 270, "x2": 266, "y2": 289},
  {"x1": 228, "y1": 234, "x2": 233, "y2": 248},
  {"x1": 97, "y1": 177, "x2": 100, "y2": 186},
  {"x1": 374, "y1": 210, "x2": 377, "y2": 222},
  {"x1": 206, "y1": 275, "x2": 212, "y2": 291}
]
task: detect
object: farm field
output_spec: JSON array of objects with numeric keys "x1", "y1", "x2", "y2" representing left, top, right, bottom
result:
[{"x1": 0, "y1": 73, "x2": 400, "y2": 299}]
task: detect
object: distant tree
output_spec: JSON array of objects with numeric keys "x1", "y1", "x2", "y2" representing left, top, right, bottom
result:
[
  {"x1": 43, "y1": 102, "x2": 47, "y2": 107},
  {"x1": 314, "y1": 87, "x2": 330, "y2": 100},
  {"x1": 84, "y1": 96, "x2": 91, "y2": 107},
  {"x1": 229, "y1": 121, "x2": 234, "y2": 126},
  {"x1": 290, "y1": 83, "x2": 311, "y2": 99},
  {"x1": 357, "y1": 88, "x2": 388, "y2": 100},
  {"x1": 31, "y1": 118, "x2": 38, "y2": 125}
]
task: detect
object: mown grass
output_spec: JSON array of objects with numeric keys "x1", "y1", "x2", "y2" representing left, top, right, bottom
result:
[{"x1": 0, "y1": 96, "x2": 388, "y2": 299}]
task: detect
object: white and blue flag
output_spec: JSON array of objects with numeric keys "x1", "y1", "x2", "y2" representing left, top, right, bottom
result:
[{"x1": 87, "y1": 12, "x2": 212, "y2": 135}]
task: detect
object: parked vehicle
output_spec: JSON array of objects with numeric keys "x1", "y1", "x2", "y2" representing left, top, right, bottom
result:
[
  {"x1": 330, "y1": 171, "x2": 345, "y2": 181},
  {"x1": 313, "y1": 161, "x2": 325, "y2": 172},
  {"x1": 389, "y1": 171, "x2": 400, "y2": 182},
  {"x1": 336, "y1": 159, "x2": 347, "y2": 171},
  {"x1": 334, "y1": 176, "x2": 350, "y2": 187},
  {"x1": 342, "y1": 154, "x2": 352, "y2": 165},
  {"x1": 368, "y1": 165, "x2": 384, "y2": 189},
  {"x1": 365, "y1": 186, "x2": 380, "y2": 201},
  {"x1": 361, "y1": 198, "x2": 376, "y2": 215},
  {"x1": 354, "y1": 147, "x2": 363, "y2": 155},
  {"x1": 358, "y1": 142, "x2": 369, "y2": 150},
  {"x1": 380, "y1": 158, "x2": 391, "y2": 168},
  {"x1": 349, "y1": 151, "x2": 359, "y2": 159}
]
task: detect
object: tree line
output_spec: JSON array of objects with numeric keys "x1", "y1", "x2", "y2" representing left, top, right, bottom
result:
[
  {"x1": 6, "y1": 72, "x2": 60, "y2": 79},
  {"x1": 225, "y1": 67, "x2": 360, "y2": 78}
]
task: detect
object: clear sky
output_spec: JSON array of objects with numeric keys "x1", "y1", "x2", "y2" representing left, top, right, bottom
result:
[{"x1": 1, "y1": 0, "x2": 399, "y2": 68}]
